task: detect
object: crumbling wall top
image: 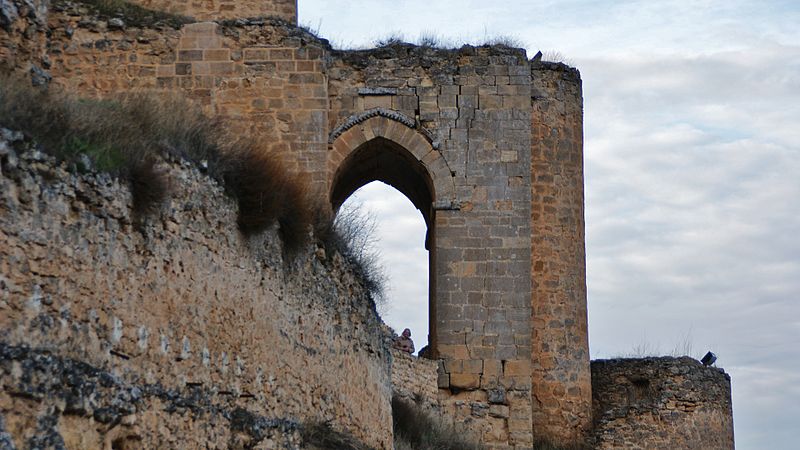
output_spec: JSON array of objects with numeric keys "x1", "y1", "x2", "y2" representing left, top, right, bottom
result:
[{"x1": 127, "y1": 0, "x2": 298, "y2": 23}]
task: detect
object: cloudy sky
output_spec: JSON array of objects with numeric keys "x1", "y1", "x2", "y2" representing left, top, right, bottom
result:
[{"x1": 299, "y1": 1, "x2": 799, "y2": 448}]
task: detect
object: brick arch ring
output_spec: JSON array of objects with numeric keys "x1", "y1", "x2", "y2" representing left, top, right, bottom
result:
[{"x1": 328, "y1": 108, "x2": 458, "y2": 210}]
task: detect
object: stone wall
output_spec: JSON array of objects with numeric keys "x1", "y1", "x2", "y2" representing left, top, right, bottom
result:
[
  {"x1": 0, "y1": 6, "x2": 332, "y2": 192},
  {"x1": 0, "y1": 132, "x2": 393, "y2": 449},
  {"x1": 129, "y1": 0, "x2": 298, "y2": 22},
  {"x1": 591, "y1": 357, "x2": 734, "y2": 449},
  {"x1": 390, "y1": 349, "x2": 439, "y2": 408}
]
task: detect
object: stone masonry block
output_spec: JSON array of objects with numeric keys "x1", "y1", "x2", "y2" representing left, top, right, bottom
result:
[
  {"x1": 464, "y1": 359, "x2": 484, "y2": 374},
  {"x1": 203, "y1": 49, "x2": 230, "y2": 61},
  {"x1": 178, "y1": 50, "x2": 203, "y2": 62},
  {"x1": 504, "y1": 360, "x2": 531, "y2": 376},
  {"x1": 243, "y1": 48, "x2": 270, "y2": 61},
  {"x1": 438, "y1": 344, "x2": 470, "y2": 360},
  {"x1": 451, "y1": 373, "x2": 481, "y2": 390}
]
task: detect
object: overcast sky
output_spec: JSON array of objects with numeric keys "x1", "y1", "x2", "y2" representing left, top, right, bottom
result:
[{"x1": 299, "y1": 1, "x2": 800, "y2": 448}]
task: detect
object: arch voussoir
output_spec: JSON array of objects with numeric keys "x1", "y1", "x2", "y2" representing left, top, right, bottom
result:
[{"x1": 328, "y1": 112, "x2": 456, "y2": 206}]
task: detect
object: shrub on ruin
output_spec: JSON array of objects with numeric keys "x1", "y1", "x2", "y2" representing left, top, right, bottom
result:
[
  {"x1": 392, "y1": 396, "x2": 485, "y2": 450},
  {"x1": 315, "y1": 201, "x2": 387, "y2": 302},
  {"x1": 0, "y1": 73, "x2": 314, "y2": 254},
  {"x1": 374, "y1": 32, "x2": 407, "y2": 47},
  {"x1": 220, "y1": 142, "x2": 312, "y2": 255},
  {"x1": 0, "y1": 72, "x2": 171, "y2": 215}
]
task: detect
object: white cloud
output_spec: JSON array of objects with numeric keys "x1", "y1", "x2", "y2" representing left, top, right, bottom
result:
[{"x1": 343, "y1": 183, "x2": 431, "y2": 348}]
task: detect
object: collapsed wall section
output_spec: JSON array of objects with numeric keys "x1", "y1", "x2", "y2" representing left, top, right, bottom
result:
[
  {"x1": 0, "y1": 134, "x2": 392, "y2": 448},
  {"x1": 592, "y1": 357, "x2": 734, "y2": 449}
]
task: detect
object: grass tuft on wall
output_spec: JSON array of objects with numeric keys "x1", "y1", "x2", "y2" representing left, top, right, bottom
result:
[
  {"x1": 0, "y1": 73, "x2": 313, "y2": 254},
  {"x1": 392, "y1": 396, "x2": 485, "y2": 450},
  {"x1": 301, "y1": 422, "x2": 373, "y2": 450}
]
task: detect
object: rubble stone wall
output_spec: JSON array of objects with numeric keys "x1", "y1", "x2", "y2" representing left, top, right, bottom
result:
[
  {"x1": 390, "y1": 349, "x2": 439, "y2": 408},
  {"x1": 591, "y1": 357, "x2": 734, "y2": 450},
  {"x1": 0, "y1": 134, "x2": 393, "y2": 449},
  {"x1": 129, "y1": 0, "x2": 298, "y2": 22}
]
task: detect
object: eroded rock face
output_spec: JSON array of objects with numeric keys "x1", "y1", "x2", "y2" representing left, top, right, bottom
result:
[
  {"x1": 591, "y1": 357, "x2": 734, "y2": 450},
  {"x1": 0, "y1": 131, "x2": 393, "y2": 449}
]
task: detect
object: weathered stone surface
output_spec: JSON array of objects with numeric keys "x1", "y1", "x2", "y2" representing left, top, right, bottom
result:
[
  {"x1": 0, "y1": 343, "x2": 304, "y2": 449},
  {"x1": 0, "y1": 141, "x2": 393, "y2": 449},
  {"x1": 390, "y1": 348, "x2": 438, "y2": 408},
  {"x1": 530, "y1": 61, "x2": 592, "y2": 445},
  {"x1": 129, "y1": 0, "x2": 298, "y2": 23},
  {"x1": 591, "y1": 357, "x2": 734, "y2": 450}
]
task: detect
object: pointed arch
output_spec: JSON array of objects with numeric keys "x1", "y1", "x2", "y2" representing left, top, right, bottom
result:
[{"x1": 328, "y1": 112, "x2": 457, "y2": 212}]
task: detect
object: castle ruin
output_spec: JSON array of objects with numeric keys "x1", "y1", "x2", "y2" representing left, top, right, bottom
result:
[{"x1": 0, "y1": 1, "x2": 734, "y2": 448}]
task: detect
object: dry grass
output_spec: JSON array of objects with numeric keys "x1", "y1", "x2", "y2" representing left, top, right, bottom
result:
[
  {"x1": 392, "y1": 396, "x2": 484, "y2": 450},
  {"x1": 370, "y1": 32, "x2": 525, "y2": 51},
  {"x1": 481, "y1": 35, "x2": 525, "y2": 48},
  {"x1": 0, "y1": 72, "x2": 221, "y2": 172},
  {"x1": 540, "y1": 50, "x2": 575, "y2": 67},
  {"x1": 533, "y1": 440, "x2": 591, "y2": 450},
  {"x1": 0, "y1": 72, "x2": 174, "y2": 218},
  {"x1": 373, "y1": 32, "x2": 407, "y2": 47},
  {"x1": 220, "y1": 142, "x2": 312, "y2": 255},
  {"x1": 301, "y1": 422, "x2": 373, "y2": 450},
  {"x1": 71, "y1": 0, "x2": 193, "y2": 28},
  {"x1": 315, "y1": 201, "x2": 387, "y2": 302},
  {"x1": 0, "y1": 73, "x2": 313, "y2": 254}
]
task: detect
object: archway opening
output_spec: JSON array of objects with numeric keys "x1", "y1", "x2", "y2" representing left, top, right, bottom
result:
[
  {"x1": 331, "y1": 137, "x2": 437, "y2": 355},
  {"x1": 341, "y1": 183, "x2": 429, "y2": 354}
]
